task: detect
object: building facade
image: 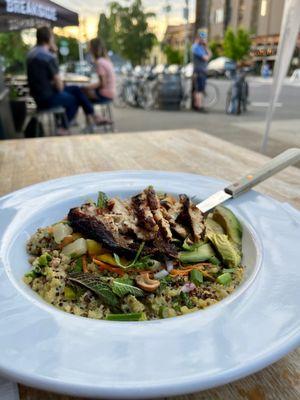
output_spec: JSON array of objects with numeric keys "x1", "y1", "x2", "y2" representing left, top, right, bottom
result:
[
  {"x1": 164, "y1": 0, "x2": 299, "y2": 67},
  {"x1": 205, "y1": 0, "x2": 298, "y2": 66},
  {"x1": 163, "y1": 23, "x2": 195, "y2": 52},
  {"x1": 208, "y1": 0, "x2": 285, "y2": 40}
]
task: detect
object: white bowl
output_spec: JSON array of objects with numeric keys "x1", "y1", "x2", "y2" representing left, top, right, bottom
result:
[{"x1": 0, "y1": 171, "x2": 299, "y2": 399}]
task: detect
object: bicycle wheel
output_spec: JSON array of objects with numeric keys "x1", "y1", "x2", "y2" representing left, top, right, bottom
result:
[{"x1": 203, "y1": 82, "x2": 219, "y2": 108}]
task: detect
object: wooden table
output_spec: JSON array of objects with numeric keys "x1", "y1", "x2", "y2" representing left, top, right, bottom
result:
[{"x1": 1, "y1": 130, "x2": 299, "y2": 400}]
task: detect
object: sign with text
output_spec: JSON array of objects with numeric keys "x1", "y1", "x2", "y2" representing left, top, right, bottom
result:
[
  {"x1": 0, "y1": 0, "x2": 79, "y2": 32},
  {"x1": 5, "y1": 0, "x2": 57, "y2": 21}
]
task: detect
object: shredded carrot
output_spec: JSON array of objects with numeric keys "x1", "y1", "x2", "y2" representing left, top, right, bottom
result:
[
  {"x1": 93, "y1": 258, "x2": 124, "y2": 276},
  {"x1": 170, "y1": 269, "x2": 192, "y2": 276},
  {"x1": 170, "y1": 264, "x2": 214, "y2": 280},
  {"x1": 82, "y1": 255, "x2": 88, "y2": 273},
  {"x1": 47, "y1": 226, "x2": 54, "y2": 234}
]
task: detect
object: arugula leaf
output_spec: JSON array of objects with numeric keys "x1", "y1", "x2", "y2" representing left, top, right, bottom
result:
[
  {"x1": 97, "y1": 191, "x2": 108, "y2": 209},
  {"x1": 68, "y1": 273, "x2": 118, "y2": 307},
  {"x1": 112, "y1": 278, "x2": 144, "y2": 298}
]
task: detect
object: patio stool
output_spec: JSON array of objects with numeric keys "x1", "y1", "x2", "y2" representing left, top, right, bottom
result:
[
  {"x1": 92, "y1": 100, "x2": 115, "y2": 133},
  {"x1": 35, "y1": 106, "x2": 68, "y2": 136}
]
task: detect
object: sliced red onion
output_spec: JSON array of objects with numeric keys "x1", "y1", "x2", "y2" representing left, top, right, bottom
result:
[
  {"x1": 166, "y1": 260, "x2": 174, "y2": 272},
  {"x1": 181, "y1": 282, "x2": 196, "y2": 293},
  {"x1": 154, "y1": 270, "x2": 169, "y2": 280}
]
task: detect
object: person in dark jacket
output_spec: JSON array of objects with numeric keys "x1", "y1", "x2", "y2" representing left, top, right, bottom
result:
[
  {"x1": 27, "y1": 26, "x2": 105, "y2": 134},
  {"x1": 191, "y1": 30, "x2": 212, "y2": 112}
]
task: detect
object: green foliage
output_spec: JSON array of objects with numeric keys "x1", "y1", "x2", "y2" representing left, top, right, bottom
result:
[
  {"x1": 209, "y1": 40, "x2": 223, "y2": 60},
  {"x1": 55, "y1": 35, "x2": 79, "y2": 63},
  {"x1": 162, "y1": 44, "x2": 184, "y2": 65},
  {"x1": 223, "y1": 27, "x2": 251, "y2": 61},
  {"x1": 0, "y1": 32, "x2": 29, "y2": 72},
  {"x1": 97, "y1": 0, "x2": 157, "y2": 65}
]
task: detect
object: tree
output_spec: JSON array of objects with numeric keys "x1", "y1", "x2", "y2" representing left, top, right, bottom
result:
[
  {"x1": 223, "y1": 27, "x2": 251, "y2": 61},
  {"x1": 162, "y1": 45, "x2": 184, "y2": 65},
  {"x1": 97, "y1": 0, "x2": 157, "y2": 65},
  {"x1": 55, "y1": 35, "x2": 79, "y2": 63},
  {"x1": 0, "y1": 31, "x2": 29, "y2": 72},
  {"x1": 209, "y1": 40, "x2": 223, "y2": 60}
]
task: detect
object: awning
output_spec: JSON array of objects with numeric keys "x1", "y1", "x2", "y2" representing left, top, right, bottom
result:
[{"x1": 0, "y1": 0, "x2": 79, "y2": 32}]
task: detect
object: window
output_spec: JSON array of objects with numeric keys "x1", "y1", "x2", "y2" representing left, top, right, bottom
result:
[
  {"x1": 238, "y1": 0, "x2": 245, "y2": 25},
  {"x1": 215, "y1": 8, "x2": 224, "y2": 24},
  {"x1": 261, "y1": 0, "x2": 268, "y2": 16}
]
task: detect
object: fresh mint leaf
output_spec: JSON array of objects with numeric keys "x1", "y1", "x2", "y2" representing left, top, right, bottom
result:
[
  {"x1": 68, "y1": 273, "x2": 118, "y2": 307},
  {"x1": 112, "y1": 278, "x2": 144, "y2": 298}
]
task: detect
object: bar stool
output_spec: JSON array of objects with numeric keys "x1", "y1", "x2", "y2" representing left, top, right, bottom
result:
[
  {"x1": 34, "y1": 106, "x2": 68, "y2": 136},
  {"x1": 93, "y1": 100, "x2": 115, "y2": 133}
]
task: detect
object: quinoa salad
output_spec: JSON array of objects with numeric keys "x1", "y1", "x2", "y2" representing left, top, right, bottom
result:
[{"x1": 24, "y1": 187, "x2": 244, "y2": 321}]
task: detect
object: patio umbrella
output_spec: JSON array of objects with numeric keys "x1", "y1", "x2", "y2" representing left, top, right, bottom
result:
[
  {"x1": 261, "y1": 0, "x2": 300, "y2": 153},
  {"x1": 0, "y1": 0, "x2": 79, "y2": 32}
]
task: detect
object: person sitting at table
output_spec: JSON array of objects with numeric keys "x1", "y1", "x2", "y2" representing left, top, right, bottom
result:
[
  {"x1": 27, "y1": 27, "x2": 106, "y2": 134},
  {"x1": 82, "y1": 38, "x2": 116, "y2": 104}
]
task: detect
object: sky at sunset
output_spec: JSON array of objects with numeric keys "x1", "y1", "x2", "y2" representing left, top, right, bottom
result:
[{"x1": 54, "y1": 0, "x2": 196, "y2": 40}]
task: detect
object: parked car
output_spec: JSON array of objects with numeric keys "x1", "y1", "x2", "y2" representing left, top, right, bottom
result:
[{"x1": 207, "y1": 57, "x2": 236, "y2": 78}]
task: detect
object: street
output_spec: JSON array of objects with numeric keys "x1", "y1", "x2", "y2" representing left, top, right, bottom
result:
[{"x1": 112, "y1": 77, "x2": 300, "y2": 160}]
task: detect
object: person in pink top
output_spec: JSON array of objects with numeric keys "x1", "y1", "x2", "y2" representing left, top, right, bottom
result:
[{"x1": 84, "y1": 38, "x2": 116, "y2": 103}]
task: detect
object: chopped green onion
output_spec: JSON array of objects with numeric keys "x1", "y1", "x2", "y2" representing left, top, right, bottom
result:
[
  {"x1": 38, "y1": 252, "x2": 52, "y2": 267},
  {"x1": 222, "y1": 268, "x2": 236, "y2": 273},
  {"x1": 217, "y1": 272, "x2": 232, "y2": 285},
  {"x1": 189, "y1": 269, "x2": 203, "y2": 286},
  {"x1": 106, "y1": 312, "x2": 146, "y2": 321}
]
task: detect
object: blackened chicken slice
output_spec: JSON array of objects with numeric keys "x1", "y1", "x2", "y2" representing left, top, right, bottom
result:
[
  {"x1": 154, "y1": 232, "x2": 178, "y2": 258},
  {"x1": 131, "y1": 191, "x2": 157, "y2": 236},
  {"x1": 108, "y1": 198, "x2": 152, "y2": 241},
  {"x1": 179, "y1": 194, "x2": 204, "y2": 242},
  {"x1": 160, "y1": 197, "x2": 189, "y2": 239},
  {"x1": 68, "y1": 204, "x2": 138, "y2": 257},
  {"x1": 145, "y1": 186, "x2": 173, "y2": 241}
]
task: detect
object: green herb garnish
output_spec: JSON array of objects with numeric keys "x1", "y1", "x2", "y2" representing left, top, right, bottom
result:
[
  {"x1": 217, "y1": 272, "x2": 232, "y2": 285},
  {"x1": 106, "y1": 312, "x2": 146, "y2": 321},
  {"x1": 68, "y1": 273, "x2": 118, "y2": 307},
  {"x1": 189, "y1": 269, "x2": 203, "y2": 286},
  {"x1": 112, "y1": 277, "x2": 144, "y2": 298},
  {"x1": 114, "y1": 242, "x2": 145, "y2": 269},
  {"x1": 97, "y1": 191, "x2": 109, "y2": 208}
]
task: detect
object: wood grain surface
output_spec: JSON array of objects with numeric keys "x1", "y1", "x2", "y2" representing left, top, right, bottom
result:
[{"x1": 0, "y1": 130, "x2": 299, "y2": 400}]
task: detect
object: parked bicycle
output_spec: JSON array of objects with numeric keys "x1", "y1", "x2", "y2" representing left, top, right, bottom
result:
[{"x1": 115, "y1": 63, "x2": 220, "y2": 111}]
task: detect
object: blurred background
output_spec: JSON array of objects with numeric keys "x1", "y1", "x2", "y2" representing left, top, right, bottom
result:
[{"x1": 0, "y1": 0, "x2": 299, "y2": 157}]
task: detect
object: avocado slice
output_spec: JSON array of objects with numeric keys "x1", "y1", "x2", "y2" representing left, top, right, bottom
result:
[
  {"x1": 212, "y1": 206, "x2": 242, "y2": 249},
  {"x1": 208, "y1": 233, "x2": 241, "y2": 268},
  {"x1": 205, "y1": 217, "x2": 225, "y2": 236},
  {"x1": 179, "y1": 243, "x2": 217, "y2": 264}
]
